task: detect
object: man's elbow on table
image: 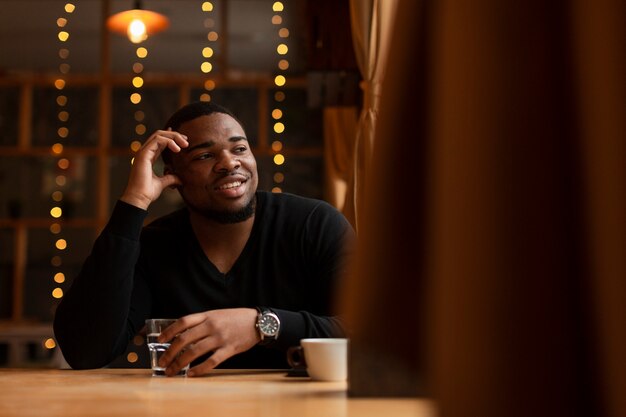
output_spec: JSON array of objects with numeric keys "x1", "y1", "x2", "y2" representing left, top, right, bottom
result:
[{"x1": 53, "y1": 313, "x2": 120, "y2": 370}]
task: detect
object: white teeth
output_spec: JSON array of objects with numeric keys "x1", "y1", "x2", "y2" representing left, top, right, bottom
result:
[{"x1": 218, "y1": 181, "x2": 242, "y2": 190}]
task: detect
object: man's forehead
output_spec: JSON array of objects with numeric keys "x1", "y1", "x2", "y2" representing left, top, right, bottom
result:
[{"x1": 183, "y1": 135, "x2": 248, "y2": 152}]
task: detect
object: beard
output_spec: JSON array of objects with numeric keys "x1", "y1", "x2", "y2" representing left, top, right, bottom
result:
[{"x1": 186, "y1": 194, "x2": 256, "y2": 224}]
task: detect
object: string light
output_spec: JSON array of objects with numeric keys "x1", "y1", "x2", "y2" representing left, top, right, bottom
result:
[
  {"x1": 126, "y1": 23, "x2": 149, "y2": 284},
  {"x1": 125, "y1": 334, "x2": 145, "y2": 364},
  {"x1": 48, "y1": 5, "x2": 75, "y2": 348},
  {"x1": 129, "y1": 46, "x2": 148, "y2": 161},
  {"x1": 271, "y1": 2, "x2": 287, "y2": 193},
  {"x1": 200, "y1": 2, "x2": 216, "y2": 101}
]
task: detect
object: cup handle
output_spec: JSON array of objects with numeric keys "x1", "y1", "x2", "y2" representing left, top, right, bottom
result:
[{"x1": 286, "y1": 345, "x2": 306, "y2": 369}]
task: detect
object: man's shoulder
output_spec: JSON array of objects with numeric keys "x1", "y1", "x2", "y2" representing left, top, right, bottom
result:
[
  {"x1": 143, "y1": 207, "x2": 189, "y2": 232},
  {"x1": 259, "y1": 190, "x2": 334, "y2": 212},
  {"x1": 257, "y1": 191, "x2": 350, "y2": 230}
]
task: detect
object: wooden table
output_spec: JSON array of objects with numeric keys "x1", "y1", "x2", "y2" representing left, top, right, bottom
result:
[{"x1": 0, "y1": 368, "x2": 436, "y2": 417}]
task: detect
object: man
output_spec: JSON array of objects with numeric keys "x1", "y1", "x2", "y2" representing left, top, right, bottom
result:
[{"x1": 53, "y1": 101, "x2": 354, "y2": 377}]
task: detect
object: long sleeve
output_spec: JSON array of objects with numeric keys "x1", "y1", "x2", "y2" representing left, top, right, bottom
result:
[
  {"x1": 263, "y1": 195, "x2": 355, "y2": 351},
  {"x1": 270, "y1": 309, "x2": 346, "y2": 351},
  {"x1": 53, "y1": 201, "x2": 151, "y2": 369}
]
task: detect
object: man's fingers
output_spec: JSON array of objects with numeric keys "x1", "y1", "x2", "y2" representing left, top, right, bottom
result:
[
  {"x1": 163, "y1": 335, "x2": 222, "y2": 377},
  {"x1": 186, "y1": 348, "x2": 231, "y2": 377},
  {"x1": 159, "y1": 173, "x2": 182, "y2": 190},
  {"x1": 158, "y1": 313, "x2": 205, "y2": 343},
  {"x1": 137, "y1": 130, "x2": 188, "y2": 158}
]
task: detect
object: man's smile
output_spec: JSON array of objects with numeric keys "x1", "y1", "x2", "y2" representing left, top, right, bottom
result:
[{"x1": 215, "y1": 180, "x2": 243, "y2": 190}]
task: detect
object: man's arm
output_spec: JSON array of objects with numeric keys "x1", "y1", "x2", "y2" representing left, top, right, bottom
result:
[
  {"x1": 271, "y1": 199, "x2": 354, "y2": 349},
  {"x1": 53, "y1": 201, "x2": 150, "y2": 369},
  {"x1": 53, "y1": 129, "x2": 189, "y2": 369}
]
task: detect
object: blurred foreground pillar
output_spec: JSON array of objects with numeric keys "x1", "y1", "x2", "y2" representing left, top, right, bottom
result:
[{"x1": 340, "y1": 1, "x2": 625, "y2": 416}]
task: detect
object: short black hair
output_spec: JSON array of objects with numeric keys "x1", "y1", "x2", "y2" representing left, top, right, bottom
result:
[{"x1": 161, "y1": 101, "x2": 244, "y2": 165}]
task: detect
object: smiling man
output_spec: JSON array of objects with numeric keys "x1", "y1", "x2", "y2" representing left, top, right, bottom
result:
[{"x1": 53, "y1": 101, "x2": 354, "y2": 377}]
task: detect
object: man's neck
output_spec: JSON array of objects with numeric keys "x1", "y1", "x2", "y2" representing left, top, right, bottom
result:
[{"x1": 188, "y1": 212, "x2": 255, "y2": 273}]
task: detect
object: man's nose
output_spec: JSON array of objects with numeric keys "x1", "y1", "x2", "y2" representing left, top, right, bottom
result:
[{"x1": 215, "y1": 151, "x2": 240, "y2": 171}]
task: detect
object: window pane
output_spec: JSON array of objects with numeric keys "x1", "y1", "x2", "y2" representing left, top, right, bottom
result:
[
  {"x1": 190, "y1": 87, "x2": 259, "y2": 147},
  {"x1": 0, "y1": 228, "x2": 13, "y2": 319},
  {"x1": 111, "y1": 87, "x2": 179, "y2": 148},
  {"x1": 24, "y1": 227, "x2": 96, "y2": 321},
  {"x1": 0, "y1": 156, "x2": 97, "y2": 219},
  {"x1": 268, "y1": 87, "x2": 322, "y2": 147},
  {"x1": 257, "y1": 155, "x2": 323, "y2": 200},
  {"x1": 32, "y1": 87, "x2": 99, "y2": 147},
  {"x1": 0, "y1": 87, "x2": 19, "y2": 146}
]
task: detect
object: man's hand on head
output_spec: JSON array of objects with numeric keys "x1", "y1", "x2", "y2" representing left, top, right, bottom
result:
[{"x1": 120, "y1": 129, "x2": 188, "y2": 210}]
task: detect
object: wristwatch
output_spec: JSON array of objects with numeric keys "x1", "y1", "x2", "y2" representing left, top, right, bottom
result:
[{"x1": 255, "y1": 307, "x2": 280, "y2": 345}]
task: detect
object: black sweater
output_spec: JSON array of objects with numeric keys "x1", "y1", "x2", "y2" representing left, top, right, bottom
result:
[{"x1": 53, "y1": 191, "x2": 354, "y2": 369}]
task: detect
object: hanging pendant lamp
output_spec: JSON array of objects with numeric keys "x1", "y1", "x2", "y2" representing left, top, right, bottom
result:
[{"x1": 107, "y1": 0, "x2": 169, "y2": 44}]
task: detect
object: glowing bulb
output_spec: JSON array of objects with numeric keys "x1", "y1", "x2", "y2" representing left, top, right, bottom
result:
[
  {"x1": 128, "y1": 19, "x2": 148, "y2": 44},
  {"x1": 56, "y1": 239, "x2": 67, "y2": 250},
  {"x1": 130, "y1": 93, "x2": 142, "y2": 104},
  {"x1": 277, "y1": 44, "x2": 288, "y2": 55},
  {"x1": 52, "y1": 143, "x2": 64, "y2": 154},
  {"x1": 274, "y1": 75, "x2": 286, "y2": 87},
  {"x1": 274, "y1": 154, "x2": 285, "y2": 165},
  {"x1": 274, "y1": 122, "x2": 285, "y2": 133},
  {"x1": 50, "y1": 207, "x2": 63, "y2": 219},
  {"x1": 201, "y1": 62, "x2": 213, "y2": 73},
  {"x1": 54, "y1": 272, "x2": 66, "y2": 283}
]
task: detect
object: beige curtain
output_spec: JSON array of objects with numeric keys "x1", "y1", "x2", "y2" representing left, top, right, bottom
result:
[
  {"x1": 342, "y1": 0, "x2": 397, "y2": 232},
  {"x1": 340, "y1": 1, "x2": 625, "y2": 416},
  {"x1": 323, "y1": 107, "x2": 358, "y2": 211}
]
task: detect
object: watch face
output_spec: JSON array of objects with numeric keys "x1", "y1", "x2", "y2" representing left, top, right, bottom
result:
[{"x1": 259, "y1": 315, "x2": 279, "y2": 336}]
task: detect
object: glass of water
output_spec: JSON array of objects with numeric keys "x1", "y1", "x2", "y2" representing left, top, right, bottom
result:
[{"x1": 145, "y1": 318, "x2": 189, "y2": 377}]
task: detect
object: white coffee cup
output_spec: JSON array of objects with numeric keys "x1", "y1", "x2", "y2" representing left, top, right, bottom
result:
[{"x1": 287, "y1": 338, "x2": 348, "y2": 381}]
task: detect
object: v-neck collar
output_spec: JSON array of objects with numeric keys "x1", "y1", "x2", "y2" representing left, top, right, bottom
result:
[{"x1": 186, "y1": 191, "x2": 265, "y2": 278}]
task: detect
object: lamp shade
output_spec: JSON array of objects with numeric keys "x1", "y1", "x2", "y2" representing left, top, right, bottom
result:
[{"x1": 107, "y1": 8, "x2": 169, "y2": 43}]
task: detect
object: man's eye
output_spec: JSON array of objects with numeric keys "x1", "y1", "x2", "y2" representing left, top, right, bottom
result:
[
  {"x1": 194, "y1": 153, "x2": 213, "y2": 160},
  {"x1": 235, "y1": 146, "x2": 247, "y2": 153}
]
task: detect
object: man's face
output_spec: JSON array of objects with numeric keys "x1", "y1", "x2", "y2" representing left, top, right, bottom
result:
[{"x1": 168, "y1": 113, "x2": 258, "y2": 221}]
